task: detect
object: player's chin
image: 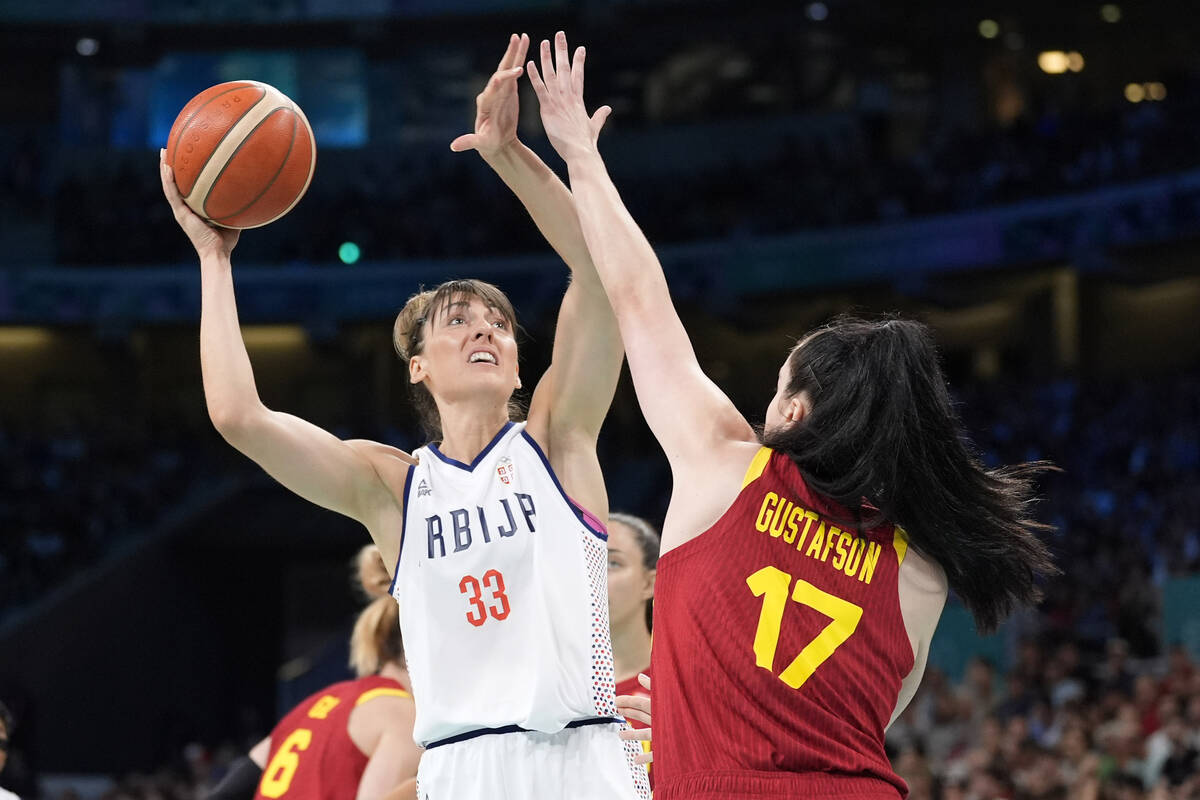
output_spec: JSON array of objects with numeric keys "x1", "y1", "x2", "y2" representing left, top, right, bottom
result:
[{"x1": 455, "y1": 369, "x2": 518, "y2": 397}]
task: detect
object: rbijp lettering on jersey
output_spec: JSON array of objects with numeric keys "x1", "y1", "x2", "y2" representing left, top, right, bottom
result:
[{"x1": 391, "y1": 422, "x2": 618, "y2": 746}]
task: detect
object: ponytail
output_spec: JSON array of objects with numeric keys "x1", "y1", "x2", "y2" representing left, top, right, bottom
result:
[
  {"x1": 761, "y1": 316, "x2": 1059, "y2": 632},
  {"x1": 349, "y1": 594, "x2": 405, "y2": 678}
]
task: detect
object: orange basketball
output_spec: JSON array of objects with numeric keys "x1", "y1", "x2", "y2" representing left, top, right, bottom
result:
[{"x1": 165, "y1": 80, "x2": 316, "y2": 230}]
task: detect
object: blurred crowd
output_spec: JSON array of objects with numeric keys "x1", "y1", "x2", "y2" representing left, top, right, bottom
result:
[
  {"x1": 959, "y1": 376, "x2": 1200, "y2": 656},
  {"x1": 0, "y1": 72, "x2": 1193, "y2": 267},
  {"x1": 0, "y1": 419, "x2": 207, "y2": 621},
  {"x1": 889, "y1": 643, "x2": 1200, "y2": 800}
]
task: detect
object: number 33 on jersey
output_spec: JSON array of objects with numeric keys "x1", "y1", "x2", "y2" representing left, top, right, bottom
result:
[{"x1": 391, "y1": 422, "x2": 620, "y2": 747}]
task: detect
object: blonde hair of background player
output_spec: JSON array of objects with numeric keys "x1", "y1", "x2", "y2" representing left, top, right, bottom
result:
[
  {"x1": 350, "y1": 545, "x2": 406, "y2": 678},
  {"x1": 247, "y1": 545, "x2": 420, "y2": 800}
]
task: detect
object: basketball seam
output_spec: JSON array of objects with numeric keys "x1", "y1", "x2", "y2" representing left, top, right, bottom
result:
[
  {"x1": 186, "y1": 83, "x2": 290, "y2": 219},
  {"x1": 170, "y1": 84, "x2": 265, "y2": 194},
  {"x1": 206, "y1": 107, "x2": 295, "y2": 223},
  {"x1": 249, "y1": 104, "x2": 316, "y2": 228}
]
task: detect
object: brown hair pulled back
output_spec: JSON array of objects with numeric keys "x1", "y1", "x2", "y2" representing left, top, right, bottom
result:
[{"x1": 393, "y1": 279, "x2": 522, "y2": 441}]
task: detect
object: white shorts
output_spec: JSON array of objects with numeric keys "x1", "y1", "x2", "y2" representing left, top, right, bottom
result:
[{"x1": 416, "y1": 721, "x2": 651, "y2": 800}]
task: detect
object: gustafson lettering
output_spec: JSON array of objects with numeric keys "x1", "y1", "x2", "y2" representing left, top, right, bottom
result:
[
  {"x1": 753, "y1": 491, "x2": 886, "y2": 584},
  {"x1": 426, "y1": 492, "x2": 537, "y2": 558}
]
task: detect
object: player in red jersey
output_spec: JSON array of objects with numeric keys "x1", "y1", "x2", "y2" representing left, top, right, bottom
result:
[
  {"x1": 607, "y1": 513, "x2": 659, "y2": 777},
  {"x1": 528, "y1": 35, "x2": 1058, "y2": 800},
  {"x1": 206, "y1": 548, "x2": 419, "y2": 800}
]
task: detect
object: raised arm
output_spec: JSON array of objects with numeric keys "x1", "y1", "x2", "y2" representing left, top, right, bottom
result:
[
  {"x1": 526, "y1": 34, "x2": 756, "y2": 473},
  {"x1": 160, "y1": 155, "x2": 414, "y2": 567},
  {"x1": 453, "y1": 34, "x2": 623, "y2": 514}
]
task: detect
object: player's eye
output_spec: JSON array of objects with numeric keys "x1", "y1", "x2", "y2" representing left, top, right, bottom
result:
[
  {"x1": 492, "y1": 320, "x2": 507, "y2": 329},
  {"x1": 448, "y1": 316, "x2": 466, "y2": 325}
]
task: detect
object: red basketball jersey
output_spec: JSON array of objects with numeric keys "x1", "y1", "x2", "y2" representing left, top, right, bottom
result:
[
  {"x1": 651, "y1": 448, "x2": 914, "y2": 800},
  {"x1": 254, "y1": 676, "x2": 411, "y2": 800}
]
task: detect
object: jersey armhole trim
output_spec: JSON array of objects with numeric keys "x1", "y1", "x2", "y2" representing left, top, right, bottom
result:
[
  {"x1": 387, "y1": 464, "x2": 417, "y2": 597},
  {"x1": 741, "y1": 446, "x2": 773, "y2": 489},
  {"x1": 356, "y1": 687, "x2": 412, "y2": 706},
  {"x1": 893, "y1": 527, "x2": 909, "y2": 567},
  {"x1": 519, "y1": 431, "x2": 608, "y2": 540}
]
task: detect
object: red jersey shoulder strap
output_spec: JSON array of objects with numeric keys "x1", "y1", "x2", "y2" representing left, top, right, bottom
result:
[{"x1": 352, "y1": 676, "x2": 411, "y2": 707}]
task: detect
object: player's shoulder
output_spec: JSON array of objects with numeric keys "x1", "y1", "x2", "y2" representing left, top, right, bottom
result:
[
  {"x1": 0, "y1": 786, "x2": 21, "y2": 800},
  {"x1": 896, "y1": 536, "x2": 948, "y2": 598},
  {"x1": 350, "y1": 675, "x2": 412, "y2": 706}
]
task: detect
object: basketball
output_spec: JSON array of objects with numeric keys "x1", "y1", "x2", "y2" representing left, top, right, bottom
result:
[{"x1": 165, "y1": 80, "x2": 316, "y2": 230}]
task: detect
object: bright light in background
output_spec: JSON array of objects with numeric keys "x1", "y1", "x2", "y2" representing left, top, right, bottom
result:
[
  {"x1": 1038, "y1": 51, "x2": 1070, "y2": 74},
  {"x1": 242, "y1": 326, "x2": 307, "y2": 350},
  {"x1": 75, "y1": 37, "x2": 99, "y2": 56},
  {"x1": 1146, "y1": 82, "x2": 1167, "y2": 101},
  {"x1": 1125, "y1": 83, "x2": 1145, "y2": 103},
  {"x1": 1100, "y1": 4, "x2": 1122, "y2": 22},
  {"x1": 0, "y1": 327, "x2": 54, "y2": 349},
  {"x1": 338, "y1": 241, "x2": 361, "y2": 265},
  {"x1": 1067, "y1": 52, "x2": 1085, "y2": 72},
  {"x1": 805, "y1": 2, "x2": 828, "y2": 21},
  {"x1": 978, "y1": 19, "x2": 1000, "y2": 39}
]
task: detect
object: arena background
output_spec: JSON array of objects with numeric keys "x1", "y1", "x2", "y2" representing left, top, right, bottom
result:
[{"x1": 0, "y1": 0, "x2": 1198, "y2": 797}]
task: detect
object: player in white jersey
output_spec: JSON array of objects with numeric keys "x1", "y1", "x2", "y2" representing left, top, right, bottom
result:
[{"x1": 161, "y1": 32, "x2": 648, "y2": 800}]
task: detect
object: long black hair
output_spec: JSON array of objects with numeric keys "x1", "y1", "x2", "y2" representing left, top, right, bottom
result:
[{"x1": 760, "y1": 315, "x2": 1058, "y2": 632}]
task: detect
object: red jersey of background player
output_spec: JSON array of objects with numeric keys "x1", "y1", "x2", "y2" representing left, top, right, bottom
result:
[
  {"x1": 651, "y1": 448, "x2": 914, "y2": 800},
  {"x1": 254, "y1": 675, "x2": 410, "y2": 800},
  {"x1": 616, "y1": 668, "x2": 653, "y2": 788}
]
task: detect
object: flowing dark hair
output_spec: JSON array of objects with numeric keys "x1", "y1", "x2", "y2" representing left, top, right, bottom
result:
[
  {"x1": 393, "y1": 279, "x2": 523, "y2": 442},
  {"x1": 761, "y1": 315, "x2": 1058, "y2": 632},
  {"x1": 609, "y1": 512, "x2": 661, "y2": 633}
]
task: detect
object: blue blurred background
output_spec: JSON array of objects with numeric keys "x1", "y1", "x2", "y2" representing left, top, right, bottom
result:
[{"x1": 0, "y1": 0, "x2": 1198, "y2": 797}]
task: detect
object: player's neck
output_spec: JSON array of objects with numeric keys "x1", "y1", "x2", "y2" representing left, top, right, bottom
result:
[
  {"x1": 379, "y1": 660, "x2": 412, "y2": 693},
  {"x1": 611, "y1": 618, "x2": 652, "y2": 684},
  {"x1": 435, "y1": 406, "x2": 512, "y2": 465}
]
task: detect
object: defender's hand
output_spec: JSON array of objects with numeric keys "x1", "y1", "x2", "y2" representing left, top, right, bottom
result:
[
  {"x1": 526, "y1": 31, "x2": 611, "y2": 162},
  {"x1": 450, "y1": 33, "x2": 530, "y2": 159}
]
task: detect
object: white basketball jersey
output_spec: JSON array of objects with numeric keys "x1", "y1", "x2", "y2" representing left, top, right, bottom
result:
[{"x1": 391, "y1": 421, "x2": 618, "y2": 746}]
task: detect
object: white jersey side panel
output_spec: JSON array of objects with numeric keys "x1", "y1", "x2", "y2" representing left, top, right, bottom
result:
[{"x1": 391, "y1": 422, "x2": 618, "y2": 746}]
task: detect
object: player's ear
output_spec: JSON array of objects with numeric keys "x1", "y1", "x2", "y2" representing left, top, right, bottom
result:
[
  {"x1": 784, "y1": 390, "x2": 811, "y2": 423},
  {"x1": 410, "y1": 355, "x2": 427, "y2": 385},
  {"x1": 642, "y1": 568, "x2": 656, "y2": 602},
  {"x1": 514, "y1": 363, "x2": 522, "y2": 391}
]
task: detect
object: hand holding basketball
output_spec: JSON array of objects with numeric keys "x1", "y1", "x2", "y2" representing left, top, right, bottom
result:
[
  {"x1": 526, "y1": 32, "x2": 610, "y2": 162},
  {"x1": 160, "y1": 152, "x2": 240, "y2": 260},
  {"x1": 450, "y1": 33, "x2": 529, "y2": 159}
]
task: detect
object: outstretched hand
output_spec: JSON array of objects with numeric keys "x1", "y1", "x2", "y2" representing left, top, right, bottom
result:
[
  {"x1": 450, "y1": 33, "x2": 530, "y2": 159},
  {"x1": 159, "y1": 149, "x2": 239, "y2": 260},
  {"x1": 526, "y1": 31, "x2": 611, "y2": 162}
]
